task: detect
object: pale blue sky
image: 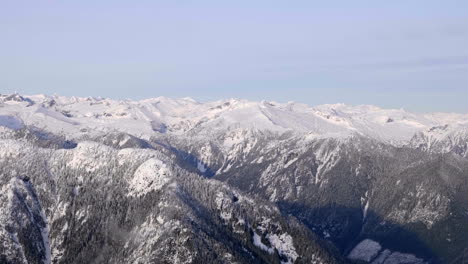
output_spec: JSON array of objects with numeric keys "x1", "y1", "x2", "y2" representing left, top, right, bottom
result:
[{"x1": 1, "y1": 1, "x2": 468, "y2": 112}]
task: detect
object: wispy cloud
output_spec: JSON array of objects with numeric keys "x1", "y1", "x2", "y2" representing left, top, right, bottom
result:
[{"x1": 352, "y1": 56, "x2": 468, "y2": 70}]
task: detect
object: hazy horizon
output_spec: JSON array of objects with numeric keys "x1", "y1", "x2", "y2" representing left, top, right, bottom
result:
[
  {"x1": 2, "y1": 1, "x2": 468, "y2": 112},
  {"x1": 3, "y1": 91, "x2": 468, "y2": 115}
]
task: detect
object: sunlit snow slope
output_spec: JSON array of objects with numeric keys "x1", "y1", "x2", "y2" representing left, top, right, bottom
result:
[{"x1": 1, "y1": 93, "x2": 467, "y2": 145}]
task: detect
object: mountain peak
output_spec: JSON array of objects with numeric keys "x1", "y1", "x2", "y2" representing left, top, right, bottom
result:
[{"x1": 1, "y1": 93, "x2": 467, "y2": 144}]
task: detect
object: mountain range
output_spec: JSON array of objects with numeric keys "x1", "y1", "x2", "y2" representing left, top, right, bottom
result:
[{"x1": 1, "y1": 93, "x2": 468, "y2": 264}]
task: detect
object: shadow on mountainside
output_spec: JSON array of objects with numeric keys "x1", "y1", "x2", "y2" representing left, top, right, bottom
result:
[
  {"x1": 277, "y1": 202, "x2": 443, "y2": 264},
  {"x1": 175, "y1": 187, "x2": 348, "y2": 264},
  {"x1": 153, "y1": 140, "x2": 217, "y2": 177}
]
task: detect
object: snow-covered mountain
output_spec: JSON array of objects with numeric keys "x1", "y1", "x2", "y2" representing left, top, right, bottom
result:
[
  {"x1": 1, "y1": 93, "x2": 468, "y2": 264},
  {"x1": 2, "y1": 93, "x2": 468, "y2": 144}
]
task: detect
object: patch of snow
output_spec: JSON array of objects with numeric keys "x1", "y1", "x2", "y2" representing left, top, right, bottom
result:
[
  {"x1": 156, "y1": 215, "x2": 164, "y2": 224},
  {"x1": 39, "y1": 211, "x2": 52, "y2": 264},
  {"x1": 223, "y1": 130, "x2": 245, "y2": 149},
  {"x1": 363, "y1": 199, "x2": 370, "y2": 220},
  {"x1": 215, "y1": 192, "x2": 232, "y2": 220},
  {"x1": 371, "y1": 249, "x2": 392, "y2": 264},
  {"x1": 284, "y1": 157, "x2": 298, "y2": 168},
  {"x1": 314, "y1": 142, "x2": 341, "y2": 184},
  {"x1": 118, "y1": 135, "x2": 131, "y2": 147},
  {"x1": 348, "y1": 239, "x2": 382, "y2": 262},
  {"x1": 197, "y1": 160, "x2": 207, "y2": 173},
  {"x1": 379, "y1": 252, "x2": 425, "y2": 264},
  {"x1": 128, "y1": 158, "x2": 171, "y2": 197},
  {"x1": 252, "y1": 231, "x2": 274, "y2": 254},
  {"x1": 222, "y1": 162, "x2": 233, "y2": 173},
  {"x1": 267, "y1": 233, "x2": 298, "y2": 264},
  {"x1": 67, "y1": 141, "x2": 114, "y2": 172}
]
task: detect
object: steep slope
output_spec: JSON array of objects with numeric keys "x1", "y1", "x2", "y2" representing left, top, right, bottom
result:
[
  {"x1": 0, "y1": 177, "x2": 51, "y2": 264},
  {"x1": 0, "y1": 137, "x2": 344, "y2": 264},
  {"x1": 163, "y1": 131, "x2": 468, "y2": 264},
  {"x1": 410, "y1": 124, "x2": 468, "y2": 158}
]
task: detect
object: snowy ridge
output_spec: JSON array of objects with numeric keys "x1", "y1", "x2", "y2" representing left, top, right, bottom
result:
[{"x1": 1, "y1": 93, "x2": 468, "y2": 144}]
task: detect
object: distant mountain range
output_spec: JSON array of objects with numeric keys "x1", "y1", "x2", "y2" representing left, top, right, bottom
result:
[{"x1": 1, "y1": 93, "x2": 467, "y2": 264}]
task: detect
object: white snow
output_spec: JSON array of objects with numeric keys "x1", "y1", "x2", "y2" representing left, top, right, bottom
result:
[
  {"x1": 284, "y1": 157, "x2": 298, "y2": 168},
  {"x1": 251, "y1": 229, "x2": 298, "y2": 264},
  {"x1": 361, "y1": 192, "x2": 370, "y2": 220},
  {"x1": 128, "y1": 158, "x2": 171, "y2": 197},
  {"x1": 39, "y1": 211, "x2": 52, "y2": 264},
  {"x1": 267, "y1": 233, "x2": 298, "y2": 264},
  {"x1": 2, "y1": 93, "x2": 467, "y2": 144},
  {"x1": 156, "y1": 215, "x2": 164, "y2": 224},
  {"x1": 363, "y1": 200, "x2": 370, "y2": 219},
  {"x1": 214, "y1": 192, "x2": 232, "y2": 220},
  {"x1": 223, "y1": 134, "x2": 244, "y2": 149},
  {"x1": 252, "y1": 231, "x2": 274, "y2": 254},
  {"x1": 314, "y1": 142, "x2": 341, "y2": 184},
  {"x1": 66, "y1": 141, "x2": 114, "y2": 173},
  {"x1": 348, "y1": 239, "x2": 382, "y2": 262}
]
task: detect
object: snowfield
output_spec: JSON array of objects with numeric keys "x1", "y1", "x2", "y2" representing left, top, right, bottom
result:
[{"x1": 1, "y1": 93, "x2": 467, "y2": 145}]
